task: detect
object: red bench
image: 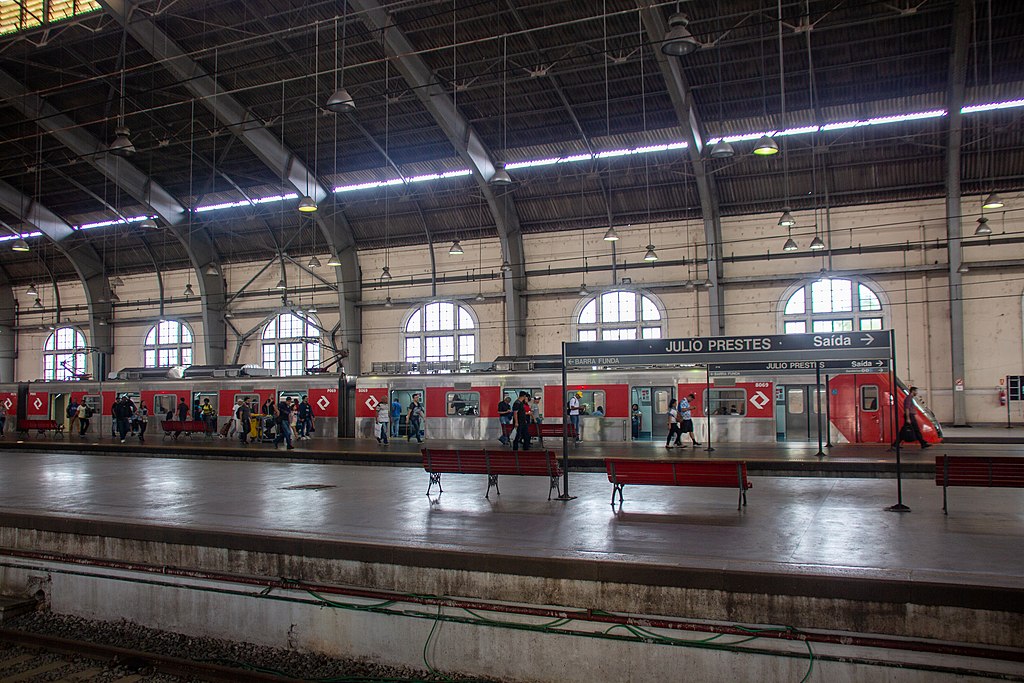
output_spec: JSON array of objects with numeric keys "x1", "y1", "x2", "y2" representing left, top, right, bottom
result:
[
  {"x1": 16, "y1": 419, "x2": 64, "y2": 438},
  {"x1": 605, "y1": 458, "x2": 752, "y2": 510},
  {"x1": 422, "y1": 448, "x2": 563, "y2": 499},
  {"x1": 160, "y1": 420, "x2": 211, "y2": 438},
  {"x1": 501, "y1": 422, "x2": 578, "y2": 441},
  {"x1": 935, "y1": 455, "x2": 1024, "y2": 514}
]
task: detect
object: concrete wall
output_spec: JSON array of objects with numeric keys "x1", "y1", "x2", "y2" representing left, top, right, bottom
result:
[{"x1": 12, "y1": 193, "x2": 1024, "y2": 423}]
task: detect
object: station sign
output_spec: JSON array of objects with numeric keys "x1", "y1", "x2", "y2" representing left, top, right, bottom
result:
[
  {"x1": 566, "y1": 331, "x2": 892, "y2": 368},
  {"x1": 709, "y1": 359, "x2": 890, "y2": 376}
]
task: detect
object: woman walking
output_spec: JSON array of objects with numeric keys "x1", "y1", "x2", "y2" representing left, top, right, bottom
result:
[{"x1": 665, "y1": 399, "x2": 683, "y2": 448}]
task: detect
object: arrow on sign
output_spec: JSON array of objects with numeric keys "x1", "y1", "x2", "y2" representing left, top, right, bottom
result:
[
  {"x1": 750, "y1": 391, "x2": 770, "y2": 410},
  {"x1": 861, "y1": 333, "x2": 875, "y2": 345}
]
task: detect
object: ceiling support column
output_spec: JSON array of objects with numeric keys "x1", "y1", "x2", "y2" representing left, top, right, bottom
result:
[
  {"x1": 0, "y1": 273, "x2": 15, "y2": 383},
  {"x1": 945, "y1": 0, "x2": 971, "y2": 426}
]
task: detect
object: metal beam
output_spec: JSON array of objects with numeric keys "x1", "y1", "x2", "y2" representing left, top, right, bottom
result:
[
  {"x1": 639, "y1": 2, "x2": 725, "y2": 335},
  {"x1": 0, "y1": 66, "x2": 229, "y2": 365},
  {"x1": 0, "y1": 269, "x2": 15, "y2": 382},
  {"x1": 348, "y1": 0, "x2": 526, "y2": 355},
  {"x1": 0, "y1": 181, "x2": 113, "y2": 377},
  {"x1": 97, "y1": 0, "x2": 361, "y2": 373},
  {"x1": 945, "y1": 0, "x2": 971, "y2": 426}
]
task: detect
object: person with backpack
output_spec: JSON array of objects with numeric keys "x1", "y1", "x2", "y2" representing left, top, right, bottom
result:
[
  {"x1": 77, "y1": 402, "x2": 92, "y2": 436},
  {"x1": 274, "y1": 398, "x2": 294, "y2": 450},
  {"x1": 406, "y1": 394, "x2": 424, "y2": 444},
  {"x1": 236, "y1": 398, "x2": 252, "y2": 445},
  {"x1": 390, "y1": 397, "x2": 402, "y2": 438},
  {"x1": 511, "y1": 391, "x2": 532, "y2": 451},
  {"x1": 133, "y1": 402, "x2": 149, "y2": 443},
  {"x1": 112, "y1": 395, "x2": 134, "y2": 444},
  {"x1": 67, "y1": 399, "x2": 80, "y2": 435},
  {"x1": 200, "y1": 398, "x2": 216, "y2": 435},
  {"x1": 497, "y1": 394, "x2": 513, "y2": 445},
  {"x1": 296, "y1": 396, "x2": 315, "y2": 440}
]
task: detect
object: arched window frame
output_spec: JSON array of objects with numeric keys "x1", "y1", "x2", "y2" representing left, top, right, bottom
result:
[
  {"x1": 43, "y1": 326, "x2": 88, "y2": 380},
  {"x1": 401, "y1": 300, "x2": 479, "y2": 365},
  {"x1": 261, "y1": 312, "x2": 323, "y2": 376},
  {"x1": 143, "y1": 319, "x2": 195, "y2": 368},
  {"x1": 777, "y1": 276, "x2": 889, "y2": 334},
  {"x1": 571, "y1": 289, "x2": 667, "y2": 341}
]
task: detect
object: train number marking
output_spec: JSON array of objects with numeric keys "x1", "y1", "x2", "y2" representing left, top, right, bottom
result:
[{"x1": 749, "y1": 391, "x2": 770, "y2": 410}]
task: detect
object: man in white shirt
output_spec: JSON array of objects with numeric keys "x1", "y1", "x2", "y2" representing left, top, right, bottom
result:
[{"x1": 568, "y1": 391, "x2": 581, "y2": 443}]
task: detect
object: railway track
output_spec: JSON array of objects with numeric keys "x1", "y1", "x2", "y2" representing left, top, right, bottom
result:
[{"x1": 0, "y1": 628, "x2": 304, "y2": 682}]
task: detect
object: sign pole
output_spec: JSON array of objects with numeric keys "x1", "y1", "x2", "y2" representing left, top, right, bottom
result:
[
  {"x1": 557, "y1": 342, "x2": 575, "y2": 501},
  {"x1": 1007, "y1": 375, "x2": 1012, "y2": 429},
  {"x1": 815, "y1": 364, "x2": 825, "y2": 457},
  {"x1": 704, "y1": 363, "x2": 714, "y2": 453},
  {"x1": 887, "y1": 330, "x2": 910, "y2": 512},
  {"x1": 824, "y1": 374, "x2": 833, "y2": 448}
]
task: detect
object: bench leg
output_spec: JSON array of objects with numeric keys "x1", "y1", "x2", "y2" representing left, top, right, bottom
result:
[
  {"x1": 486, "y1": 474, "x2": 500, "y2": 498},
  {"x1": 943, "y1": 482, "x2": 948, "y2": 515},
  {"x1": 548, "y1": 475, "x2": 561, "y2": 500},
  {"x1": 611, "y1": 483, "x2": 624, "y2": 506},
  {"x1": 427, "y1": 472, "x2": 442, "y2": 496},
  {"x1": 740, "y1": 488, "x2": 747, "y2": 509}
]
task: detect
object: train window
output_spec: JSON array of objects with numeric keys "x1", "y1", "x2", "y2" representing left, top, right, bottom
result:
[
  {"x1": 861, "y1": 386, "x2": 879, "y2": 412},
  {"x1": 154, "y1": 394, "x2": 178, "y2": 417},
  {"x1": 446, "y1": 392, "x2": 480, "y2": 416},
  {"x1": 787, "y1": 389, "x2": 804, "y2": 415},
  {"x1": 654, "y1": 390, "x2": 670, "y2": 414},
  {"x1": 567, "y1": 390, "x2": 605, "y2": 415},
  {"x1": 705, "y1": 389, "x2": 746, "y2": 416}
]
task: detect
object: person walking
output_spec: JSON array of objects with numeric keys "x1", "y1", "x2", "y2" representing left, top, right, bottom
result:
[
  {"x1": 375, "y1": 400, "x2": 390, "y2": 444},
  {"x1": 406, "y1": 393, "x2": 424, "y2": 444},
  {"x1": 176, "y1": 398, "x2": 189, "y2": 421},
  {"x1": 497, "y1": 394, "x2": 513, "y2": 445},
  {"x1": 274, "y1": 398, "x2": 294, "y2": 450},
  {"x1": 200, "y1": 398, "x2": 216, "y2": 435},
  {"x1": 77, "y1": 401, "x2": 92, "y2": 437},
  {"x1": 236, "y1": 398, "x2": 252, "y2": 445},
  {"x1": 678, "y1": 393, "x2": 701, "y2": 446},
  {"x1": 67, "y1": 398, "x2": 80, "y2": 435},
  {"x1": 113, "y1": 396, "x2": 133, "y2": 443},
  {"x1": 512, "y1": 391, "x2": 532, "y2": 451},
  {"x1": 390, "y1": 396, "x2": 402, "y2": 438},
  {"x1": 530, "y1": 395, "x2": 543, "y2": 424},
  {"x1": 665, "y1": 398, "x2": 683, "y2": 448},
  {"x1": 0, "y1": 402, "x2": 7, "y2": 437},
  {"x1": 898, "y1": 386, "x2": 931, "y2": 448},
  {"x1": 296, "y1": 396, "x2": 315, "y2": 440},
  {"x1": 568, "y1": 391, "x2": 582, "y2": 443},
  {"x1": 134, "y1": 402, "x2": 149, "y2": 443}
]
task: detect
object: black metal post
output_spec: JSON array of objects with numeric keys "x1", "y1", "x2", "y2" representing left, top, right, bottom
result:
[
  {"x1": 1006, "y1": 376, "x2": 1012, "y2": 429},
  {"x1": 557, "y1": 342, "x2": 575, "y2": 501},
  {"x1": 815, "y1": 364, "x2": 825, "y2": 457},
  {"x1": 824, "y1": 374, "x2": 833, "y2": 448},
  {"x1": 887, "y1": 330, "x2": 910, "y2": 512},
  {"x1": 704, "y1": 364, "x2": 714, "y2": 452}
]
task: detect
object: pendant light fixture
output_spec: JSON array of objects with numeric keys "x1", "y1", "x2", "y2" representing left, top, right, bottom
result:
[
  {"x1": 27, "y1": 283, "x2": 37, "y2": 297},
  {"x1": 661, "y1": 12, "x2": 701, "y2": 56},
  {"x1": 381, "y1": 265, "x2": 392, "y2": 281},
  {"x1": 974, "y1": 215, "x2": 992, "y2": 236},
  {"x1": 32, "y1": 297, "x2": 43, "y2": 310},
  {"x1": 274, "y1": 278, "x2": 287, "y2": 290},
  {"x1": 327, "y1": 253, "x2": 342, "y2": 267},
  {"x1": 638, "y1": 20, "x2": 659, "y2": 268},
  {"x1": 643, "y1": 245, "x2": 659, "y2": 261},
  {"x1": 183, "y1": 282, "x2": 194, "y2": 298},
  {"x1": 579, "y1": 282, "x2": 589, "y2": 297},
  {"x1": 384, "y1": 296, "x2": 393, "y2": 308},
  {"x1": 109, "y1": 28, "x2": 134, "y2": 157},
  {"x1": 708, "y1": 8, "x2": 734, "y2": 160},
  {"x1": 325, "y1": 7, "x2": 356, "y2": 113},
  {"x1": 205, "y1": 264, "x2": 219, "y2": 276},
  {"x1": 474, "y1": 292, "x2": 485, "y2": 302},
  {"x1": 490, "y1": 38, "x2": 512, "y2": 186},
  {"x1": 500, "y1": 259, "x2": 511, "y2": 272},
  {"x1": 709, "y1": 140, "x2": 735, "y2": 158},
  {"x1": 982, "y1": 193, "x2": 1004, "y2": 210},
  {"x1": 603, "y1": 226, "x2": 619, "y2": 242},
  {"x1": 11, "y1": 238, "x2": 29, "y2": 253},
  {"x1": 140, "y1": 217, "x2": 158, "y2": 229},
  {"x1": 449, "y1": 239, "x2": 464, "y2": 255},
  {"x1": 308, "y1": 303, "x2": 319, "y2": 314},
  {"x1": 752, "y1": 135, "x2": 779, "y2": 156},
  {"x1": 298, "y1": 24, "x2": 321, "y2": 214},
  {"x1": 808, "y1": 235, "x2": 825, "y2": 250},
  {"x1": 297, "y1": 195, "x2": 317, "y2": 213},
  {"x1": 957, "y1": 262, "x2": 969, "y2": 275},
  {"x1": 782, "y1": 236, "x2": 798, "y2": 252},
  {"x1": 308, "y1": 255, "x2": 322, "y2": 268},
  {"x1": 109, "y1": 290, "x2": 121, "y2": 303},
  {"x1": 111, "y1": 275, "x2": 124, "y2": 288},
  {"x1": 777, "y1": 208, "x2": 795, "y2": 227}
]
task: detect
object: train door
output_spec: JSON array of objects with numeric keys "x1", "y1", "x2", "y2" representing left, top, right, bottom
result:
[
  {"x1": 779, "y1": 384, "x2": 824, "y2": 441},
  {"x1": 855, "y1": 379, "x2": 885, "y2": 443},
  {"x1": 630, "y1": 386, "x2": 673, "y2": 440},
  {"x1": 391, "y1": 388, "x2": 424, "y2": 438},
  {"x1": 81, "y1": 394, "x2": 101, "y2": 437},
  {"x1": 49, "y1": 392, "x2": 67, "y2": 425}
]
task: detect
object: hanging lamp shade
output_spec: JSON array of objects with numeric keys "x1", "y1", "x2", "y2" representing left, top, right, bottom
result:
[
  {"x1": 32, "y1": 297, "x2": 43, "y2": 310},
  {"x1": 327, "y1": 254, "x2": 342, "y2": 267},
  {"x1": 223, "y1": 310, "x2": 234, "y2": 319},
  {"x1": 384, "y1": 296, "x2": 393, "y2": 308},
  {"x1": 474, "y1": 291, "x2": 486, "y2": 302},
  {"x1": 500, "y1": 259, "x2": 512, "y2": 272},
  {"x1": 381, "y1": 265, "x2": 392, "y2": 281},
  {"x1": 325, "y1": 87, "x2": 356, "y2": 114},
  {"x1": 111, "y1": 275, "x2": 124, "y2": 288},
  {"x1": 778, "y1": 208, "x2": 795, "y2": 227},
  {"x1": 603, "y1": 226, "x2": 619, "y2": 241},
  {"x1": 975, "y1": 215, "x2": 992, "y2": 236},
  {"x1": 274, "y1": 278, "x2": 287, "y2": 290},
  {"x1": 809, "y1": 236, "x2": 826, "y2": 250},
  {"x1": 490, "y1": 163, "x2": 512, "y2": 185},
  {"x1": 109, "y1": 125, "x2": 135, "y2": 157},
  {"x1": 98, "y1": 318, "x2": 108, "y2": 326},
  {"x1": 709, "y1": 140, "x2": 735, "y2": 159},
  {"x1": 109, "y1": 290, "x2": 121, "y2": 303},
  {"x1": 957, "y1": 262, "x2": 969, "y2": 274},
  {"x1": 308, "y1": 255, "x2": 322, "y2": 269},
  {"x1": 752, "y1": 135, "x2": 779, "y2": 156},
  {"x1": 204, "y1": 264, "x2": 220, "y2": 276},
  {"x1": 11, "y1": 239, "x2": 29, "y2": 252},
  {"x1": 982, "y1": 192, "x2": 1004, "y2": 210},
  {"x1": 661, "y1": 13, "x2": 701, "y2": 56},
  {"x1": 308, "y1": 303, "x2": 319, "y2": 313},
  {"x1": 682, "y1": 279, "x2": 694, "y2": 289},
  {"x1": 579, "y1": 283, "x2": 589, "y2": 296},
  {"x1": 139, "y1": 217, "x2": 158, "y2": 230},
  {"x1": 297, "y1": 195, "x2": 318, "y2": 212},
  {"x1": 183, "y1": 282, "x2": 194, "y2": 297},
  {"x1": 782, "y1": 237, "x2": 799, "y2": 252},
  {"x1": 449, "y1": 239, "x2": 464, "y2": 255},
  {"x1": 643, "y1": 244, "x2": 659, "y2": 261},
  {"x1": 26, "y1": 283, "x2": 38, "y2": 297}
]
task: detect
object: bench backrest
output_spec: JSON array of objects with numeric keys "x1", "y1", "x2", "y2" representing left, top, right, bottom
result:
[
  {"x1": 161, "y1": 420, "x2": 208, "y2": 431},
  {"x1": 423, "y1": 448, "x2": 561, "y2": 478},
  {"x1": 606, "y1": 458, "x2": 751, "y2": 489},
  {"x1": 935, "y1": 455, "x2": 1024, "y2": 487},
  {"x1": 18, "y1": 419, "x2": 58, "y2": 430}
]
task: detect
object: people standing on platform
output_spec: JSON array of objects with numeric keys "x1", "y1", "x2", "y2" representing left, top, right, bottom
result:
[
  {"x1": 406, "y1": 394, "x2": 424, "y2": 443},
  {"x1": 133, "y1": 402, "x2": 149, "y2": 443},
  {"x1": 289, "y1": 398, "x2": 299, "y2": 439},
  {"x1": 678, "y1": 393, "x2": 701, "y2": 447},
  {"x1": 666, "y1": 398, "x2": 683, "y2": 448},
  {"x1": 77, "y1": 401, "x2": 92, "y2": 436},
  {"x1": 531, "y1": 395, "x2": 543, "y2": 424},
  {"x1": 390, "y1": 397, "x2": 402, "y2": 438},
  {"x1": 274, "y1": 398, "x2": 294, "y2": 450},
  {"x1": 568, "y1": 391, "x2": 582, "y2": 443},
  {"x1": 512, "y1": 391, "x2": 532, "y2": 451},
  {"x1": 297, "y1": 396, "x2": 315, "y2": 440},
  {"x1": 236, "y1": 398, "x2": 252, "y2": 445},
  {"x1": 497, "y1": 393, "x2": 513, "y2": 445},
  {"x1": 631, "y1": 404, "x2": 642, "y2": 440},
  {"x1": 112, "y1": 395, "x2": 133, "y2": 443},
  {"x1": 201, "y1": 398, "x2": 216, "y2": 435},
  {"x1": 898, "y1": 386, "x2": 930, "y2": 448},
  {"x1": 176, "y1": 398, "x2": 189, "y2": 421},
  {"x1": 0, "y1": 402, "x2": 7, "y2": 437},
  {"x1": 375, "y1": 400, "x2": 390, "y2": 444},
  {"x1": 67, "y1": 399, "x2": 79, "y2": 435}
]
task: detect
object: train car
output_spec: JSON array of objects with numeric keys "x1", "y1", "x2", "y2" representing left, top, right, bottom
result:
[
  {"x1": 355, "y1": 363, "x2": 942, "y2": 446},
  {"x1": 0, "y1": 366, "x2": 351, "y2": 440}
]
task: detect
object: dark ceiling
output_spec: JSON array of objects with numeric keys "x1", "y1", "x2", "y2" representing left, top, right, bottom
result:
[{"x1": 0, "y1": 0, "x2": 1022, "y2": 284}]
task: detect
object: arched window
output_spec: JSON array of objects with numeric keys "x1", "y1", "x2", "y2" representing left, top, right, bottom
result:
[
  {"x1": 779, "y1": 277, "x2": 886, "y2": 334},
  {"x1": 403, "y1": 301, "x2": 478, "y2": 364},
  {"x1": 574, "y1": 290, "x2": 665, "y2": 341},
  {"x1": 43, "y1": 326, "x2": 87, "y2": 380},
  {"x1": 262, "y1": 312, "x2": 322, "y2": 376},
  {"x1": 144, "y1": 320, "x2": 194, "y2": 368}
]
